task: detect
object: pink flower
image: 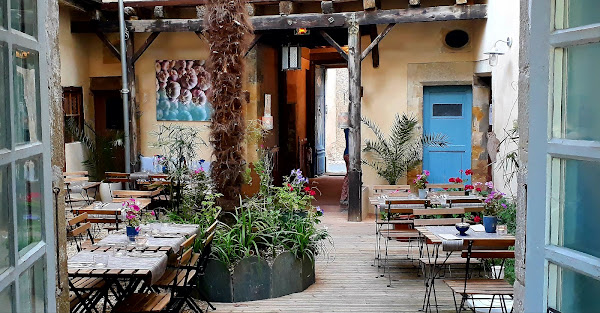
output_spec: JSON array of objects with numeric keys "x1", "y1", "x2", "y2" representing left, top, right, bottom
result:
[
  {"x1": 151, "y1": 211, "x2": 156, "y2": 216},
  {"x1": 423, "y1": 170, "x2": 430, "y2": 176},
  {"x1": 485, "y1": 181, "x2": 494, "y2": 189},
  {"x1": 135, "y1": 226, "x2": 141, "y2": 232},
  {"x1": 132, "y1": 205, "x2": 141, "y2": 212}
]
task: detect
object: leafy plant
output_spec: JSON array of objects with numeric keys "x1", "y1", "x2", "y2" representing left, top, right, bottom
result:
[
  {"x1": 151, "y1": 124, "x2": 207, "y2": 211},
  {"x1": 362, "y1": 114, "x2": 448, "y2": 184},
  {"x1": 65, "y1": 119, "x2": 124, "y2": 181}
]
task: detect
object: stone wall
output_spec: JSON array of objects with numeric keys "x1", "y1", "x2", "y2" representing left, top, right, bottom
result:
[{"x1": 514, "y1": 0, "x2": 530, "y2": 311}]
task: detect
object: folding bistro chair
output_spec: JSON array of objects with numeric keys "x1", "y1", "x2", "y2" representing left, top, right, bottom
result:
[
  {"x1": 444, "y1": 239, "x2": 515, "y2": 313},
  {"x1": 66, "y1": 213, "x2": 95, "y2": 252},
  {"x1": 371, "y1": 185, "x2": 411, "y2": 267},
  {"x1": 72, "y1": 207, "x2": 122, "y2": 234},
  {"x1": 64, "y1": 171, "x2": 101, "y2": 209}
]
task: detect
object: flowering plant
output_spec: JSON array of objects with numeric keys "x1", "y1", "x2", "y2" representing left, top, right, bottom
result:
[
  {"x1": 450, "y1": 169, "x2": 473, "y2": 187},
  {"x1": 123, "y1": 199, "x2": 155, "y2": 228},
  {"x1": 483, "y1": 190, "x2": 507, "y2": 217},
  {"x1": 413, "y1": 170, "x2": 430, "y2": 189},
  {"x1": 275, "y1": 169, "x2": 319, "y2": 212}
]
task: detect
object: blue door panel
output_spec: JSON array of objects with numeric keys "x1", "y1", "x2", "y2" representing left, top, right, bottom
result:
[{"x1": 423, "y1": 86, "x2": 472, "y2": 184}]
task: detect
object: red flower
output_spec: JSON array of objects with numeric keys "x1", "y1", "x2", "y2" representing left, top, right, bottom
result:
[
  {"x1": 465, "y1": 169, "x2": 473, "y2": 175},
  {"x1": 465, "y1": 184, "x2": 474, "y2": 190},
  {"x1": 304, "y1": 186, "x2": 311, "y2": 193},
  {"x1": 448, "y1": 177, "x2": 456, "y2": 183},
  {"x1": 309, "y1": 190, "x2": 316, "y2": 196},
  {"x1": 474, "y1": 215, "x2": 481, "y2": 223},
  {"x1": 455, "y1": 177, "x2": 463, "y2": 183},
  {"x1": 475, "y1": 187, "x2": 482, "y2": 192},
  {"x1": 443, "y1": 188, "x2": 448, "y2": 190},
  {"x1": 288, "y1": 183, "x2": 294, "y2": 191}
]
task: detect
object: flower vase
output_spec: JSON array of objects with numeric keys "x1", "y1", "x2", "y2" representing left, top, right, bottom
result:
[
  {"x1": 418, "y1": 189, "x2": 427, "y2": 199},
  {"x1": 483, "y1": 216, "x2": 498, "y2": 233},
  {"x1": 126, "y1": 226, "x2": 139, "y2": 242}
]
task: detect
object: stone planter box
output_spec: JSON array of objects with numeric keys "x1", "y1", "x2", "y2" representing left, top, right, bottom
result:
[{"x1": 197, "y1": 252, "x2": 315, "y2": 302}]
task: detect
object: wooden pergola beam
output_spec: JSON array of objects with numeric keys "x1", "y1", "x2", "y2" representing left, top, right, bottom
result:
[
  {"x1": 100, "y1": 0, "x2": 357, "y2": 9},
  {"x1": 319, "y1": 30, "x2": 348, "y2": 62},
  {"x1": 360, "y1": 23, "x2": 395, "y2": 61},
  {"x1": 95, "y1": 31, "x2": 121, "y2": 60},
  {"x1": 132, "y1": 32, "x2": 160, "y2": 63},
  {"x1": 367, "y1": 25, "x2": 379, "y2": 68},
  {"x1": 244, "y1": 34, "x2": 263, "y2": 57},
  {"x1": 72, "y1": 4, "x2": 487, "y2": 33}
]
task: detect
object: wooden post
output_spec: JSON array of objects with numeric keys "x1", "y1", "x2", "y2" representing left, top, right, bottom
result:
[
  {"x1": 125, "y1": 33, "x2": 140, "y2": 171},
  {"x1": 347, "y1": 15, "x2": 362, "y2": 222}
]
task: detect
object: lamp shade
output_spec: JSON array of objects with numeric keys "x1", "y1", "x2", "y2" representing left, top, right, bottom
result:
[{"x1": 282, "y1": 44, "x2": 301, "y2": 70}]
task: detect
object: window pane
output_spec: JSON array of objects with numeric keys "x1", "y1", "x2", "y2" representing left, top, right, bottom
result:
[
  {"x1": 559, "y1": 0, "x2": 600, "y2": 29},
  {"x1": 433, "y1": 103, "x2": 462, "y2": 117},
  {"x1": 560, "y1": 43, "x2": 600, "y2": 141},
  {"x1": 0, "y1": 285, "x2": 14, "y2": 313},
  {"x1": 0, "y1": 166, "x2": 10, "y2": 274},
  {"x1": 10, "y1": 0, "x2": 36, "y2": 37},
  {"x1": 0, "y1": 43, "x2": 7, "y2": 150},
  {"x1": 13, "y1": 47, "x2": 40, "y2": 145},
  {"x1": 18, "y1": 259, "x2": 45, "y2": 313},
  {"x1": 548, "y1": 263, "x2": 600, "y2": 313},
  {"x1": 550, "y1": 159, "x2": 600, "y2": 258},
  {"x1": 0, "y1": 0, "x2": 5, "y2": 29},
  {"x1": 16, "y1": 157, "x2": 42, "y2": 257}
]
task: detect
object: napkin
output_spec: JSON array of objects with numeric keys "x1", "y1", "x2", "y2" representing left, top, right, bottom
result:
[{"x1": 471, "y1": 225, "x2": 485, "y2": 232}]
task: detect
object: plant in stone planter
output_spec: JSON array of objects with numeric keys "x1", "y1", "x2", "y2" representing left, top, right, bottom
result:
[
  {"x1": 482, "y1": 190, "x2": 507, "y2": 233},
  {"x1": 362, "y1": 114, "x2": 448, "y2": 185},
  {"x1": 413, "y1": 170, "x2": 429, "y2": 199}
]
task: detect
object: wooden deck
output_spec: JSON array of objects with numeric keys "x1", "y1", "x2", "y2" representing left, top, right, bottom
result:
[{"x1": 213, "y1": 207, "x2": 456, "y2": 312}]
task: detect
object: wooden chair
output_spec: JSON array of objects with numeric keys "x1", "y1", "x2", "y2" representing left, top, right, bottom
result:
[
  {"x1": 64, "y1": 171, "x2": 100, "y2": 209},
  {"x1": 113, "y1": 189, "x2": 162, "y2": 201},
  {"x1": 428, "y1": 183, "x2": 465, "y2": 191},
  {"x1": 72, "y1": 208, "x2": 122, "y2": 233},
  {"x1": 449, "y1": 198, "x2": 484, "y2": 208},
  {"x1": 66, "y1": 213, "x2": 95, "y2": 252},
  {"x1": 372, "y1": 185, "x2": 411, "y2": 195},
  {"x1": 443, "y1": 239, "x2": 515, "y2": 313},
  {"x1": 105, "y1": 172, "x2": 130, "y2": 183}
]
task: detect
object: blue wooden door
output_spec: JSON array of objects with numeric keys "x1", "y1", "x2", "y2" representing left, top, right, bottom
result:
[
  {"x1": 423, "y1": 86, "x2": 472, "y2": 183},
  {"x1": 314, "y1": 66, "x2": 326, "y2": 176}
]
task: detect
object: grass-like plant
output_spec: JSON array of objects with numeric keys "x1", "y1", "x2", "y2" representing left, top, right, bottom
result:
[{"x1": 362, "y1": 114, "x2": 449, "y2": 185}]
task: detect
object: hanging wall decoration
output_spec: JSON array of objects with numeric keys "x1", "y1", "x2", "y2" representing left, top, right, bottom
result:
[{"x1": 155, "y1": 60, "x2": 213, "y2": 121}]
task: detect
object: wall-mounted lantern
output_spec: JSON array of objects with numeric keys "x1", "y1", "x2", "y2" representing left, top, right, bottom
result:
[
  {"x1": 281, "y1": 44, "x2": 301, "y2": 71},
  {"x1": 484, "y1": 37, "x2": 512, "y2": 67}
]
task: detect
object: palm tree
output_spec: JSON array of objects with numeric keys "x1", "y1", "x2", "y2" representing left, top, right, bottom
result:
[{"x1": 362, "y1": 114, "x2": 448, "y2": 185}]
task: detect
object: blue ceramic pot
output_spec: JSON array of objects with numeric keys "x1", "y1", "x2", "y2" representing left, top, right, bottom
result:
[
  {"x1": 126, "y1": 226, "x2": 139, "y2": 242},
  {"x1": 483, "y1": 216, "x2": 498, "y2": 233}
]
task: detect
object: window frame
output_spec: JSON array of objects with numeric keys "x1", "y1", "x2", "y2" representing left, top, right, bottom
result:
[
  {"x1": 0, "y1": 0, "x2": 56, "y2": 312},
  {"x1": 526, "y1": 0, "x2": 600, "y2": 311}
]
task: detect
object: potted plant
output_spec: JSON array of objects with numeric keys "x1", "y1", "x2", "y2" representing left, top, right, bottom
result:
[
  {"x1": 123, "y1": 199, "x2": 155, "y2": 241},
  {"x1": 413, "y1": 170, "x2": 429, "y2": 199},
  {"x1": 362, "y1": 114, "x2": 448, "y2": 185},
  {"x1": 482, "y1": 189, "x2": 506, "y2": 233}
]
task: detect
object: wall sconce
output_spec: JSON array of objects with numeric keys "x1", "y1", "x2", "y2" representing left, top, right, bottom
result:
[
  {"x1": 261, "y1": 94, "x2": 273, "y2": 131},
  {"x1": 484, "y1": 37, "x2": 512, "y2": 67},
  {"x1": 281, "y1": 44, "x2": 301, "y2": 71}
]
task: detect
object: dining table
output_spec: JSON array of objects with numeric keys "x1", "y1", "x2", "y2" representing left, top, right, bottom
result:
[
  {"x1": 415, "y1": 225, "x2": 515, "y2": 313},
  {"x1": 68, "y1": 223, "x2": 199, "y2": 312}
]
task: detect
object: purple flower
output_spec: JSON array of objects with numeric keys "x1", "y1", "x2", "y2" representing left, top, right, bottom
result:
[{"x1": 501, "y1": 203, "x2": 507, "y2": 208}]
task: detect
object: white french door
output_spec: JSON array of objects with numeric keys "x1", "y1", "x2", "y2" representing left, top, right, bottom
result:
[
  {"x1": 0, "y1": 0, "x2": 56, "y2": 312},
  {"x1": 527, "y1": 0, "x2": 600, "y2": 312}
]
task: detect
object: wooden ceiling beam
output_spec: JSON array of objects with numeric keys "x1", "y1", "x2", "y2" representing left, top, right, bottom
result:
[
  {"x1": 73, "y1": 4, "x2": 487, "y2": 33},
  {"x1": 360, "y1": 23, "x2": 394, "y2": 61},
  {"x1": 101, "y1": 0, "x2": 357, "y2": 9}
]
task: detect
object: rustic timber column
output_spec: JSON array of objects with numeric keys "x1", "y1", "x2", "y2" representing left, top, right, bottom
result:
[
  {"x1": 347, "y1": 15, "x2": 362, "y2": 222},
  {"x1": 125, "y1": 32, "x2": 140, "y2": 171}
]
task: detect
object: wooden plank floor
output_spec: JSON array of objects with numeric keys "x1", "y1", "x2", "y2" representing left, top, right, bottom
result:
[{"x1": 213, "y1": 207, "x2": 457, "y2": 312}]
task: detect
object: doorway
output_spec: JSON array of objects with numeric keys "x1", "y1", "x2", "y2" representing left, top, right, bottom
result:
[
  {"x1": 324, "y1": 68, "x2": 348, "y2": 174},
  {"x1": 423, "y1": 85, "x2": 473, "y2": 183}
]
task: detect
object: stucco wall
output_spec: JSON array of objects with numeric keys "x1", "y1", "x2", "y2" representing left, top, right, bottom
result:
[
  {"x1": 361, "y1": 20, "x2": 486, "y2": 188},
  {"x1": 474, "y1": 0, "x2": 521, "y2": 196}
]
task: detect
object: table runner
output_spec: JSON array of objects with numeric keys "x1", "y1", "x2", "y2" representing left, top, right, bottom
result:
[
  {"x1": 97, "y1": 233, "x2": 186, "y2": 253},
  {"x1": 68, "y1": 250, "x2": 168, "y2": 284},
  {"x1": 426, "y1": 225, "x2": 512, "y2": 251}
]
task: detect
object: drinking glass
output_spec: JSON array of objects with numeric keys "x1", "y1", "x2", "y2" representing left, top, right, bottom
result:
[
  {"x1": 497, "y1": 225, "x2": 508, "y2": 235},
  {"x1": 93, "y1": 254, "x2": 108, "y2": 268},
  {"x1": 93, "y1": 201, "x2": 103, "y2": 210},
  {"x1": 135, "y1": 235, "x2": 149, "y2": 249}
]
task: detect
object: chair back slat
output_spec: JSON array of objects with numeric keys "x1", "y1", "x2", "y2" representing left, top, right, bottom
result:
[
  {"x1": 105, "y1": 172, "x2": 130, "y2": 183},
  {"x1": 373, "y1": 185, "x2": 411, "y2": 196},
  {"x1": 413, "y1": 218, "x2": 462, "y2": 226},
  {"x1": 64, "y1": 176, "x2": 89, "y2": 183},
  {"x1": 205, "y1": 221, "x2": 218, "y2": 236},
  {"x1": 469, "y1": 238, "x2": 515, "y2": 249},
  {"x1": 428, "y1": 183, "x2": 464, "y2": 190},
  {"x1": 179, "y1": 234, "x2": 197, "y2": 252},
  {"x1": 461, "y1": 250, "x2": 515, "y2": 259},
  {"x1": 113, "y1": 189, "x2": 161, "y2": 198},
  {"x1": 413, "y1": 208, "x2": 466, "y2": 215},
  {"x1": 68, "y1": 213, "x2": 89, "y2": 226},
  {"x1": 385, "y1": 199, "x2": 429, "y2": 205},
  {"x1": 68, "y1": 222, "x2": 91, "y2": 237}
]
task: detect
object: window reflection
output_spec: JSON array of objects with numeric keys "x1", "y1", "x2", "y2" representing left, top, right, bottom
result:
[
  {"x1": 16, "y1": 157, "x2": 42, "y2": 256},
  {"x1": 13, "y1": 48, "x2": 40, "y2": 145},
  {"x1": 0, "y1": 43, "x2": 6, "y2": 150},
  {"x1": 0, "y1": 166, "x2": 10, "y2": 274},
  {"x1": 10, "y1": 0, "x2": 36, "y2": 37},
  {"x1": 18, "y1": 260, "x2": 44, "y2": 313}
]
